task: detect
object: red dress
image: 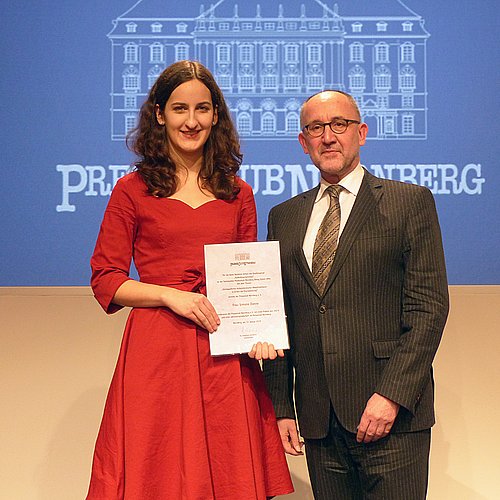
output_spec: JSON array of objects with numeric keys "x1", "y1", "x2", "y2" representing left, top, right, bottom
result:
[{"x1": 87, "y1": 172, "x2": 293, "y2": 499}]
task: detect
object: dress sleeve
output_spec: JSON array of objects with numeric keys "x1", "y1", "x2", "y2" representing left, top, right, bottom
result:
[
  {"x1": 236, "y1": 179, "x2": 258, "y2": 243},
  {"x1": 90, "y1": 177, "x2": 136, "y2": 314}
]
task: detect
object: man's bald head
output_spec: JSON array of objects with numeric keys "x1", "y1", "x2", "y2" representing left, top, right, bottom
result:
[{"x1": 300, "y1": 90, "x2": 362, "y2": 128}]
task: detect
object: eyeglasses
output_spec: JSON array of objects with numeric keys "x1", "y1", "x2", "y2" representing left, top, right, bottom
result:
[{"x1": 303, "y1": 118, "x2": 361, "y2": 138}]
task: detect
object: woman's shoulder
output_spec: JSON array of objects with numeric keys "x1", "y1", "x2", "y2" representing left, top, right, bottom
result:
[
  {"x1": 115, "y1": 170, "x2": 142, "y2": 188},
  {"x1": 234, "y1": 176, "x2": 254, "y2": 198},
  {"x1": 113, "y1": 170, "x2": 147, "y2": 195},
  {"x1": 107, "y1": 171, "x2": 150, "y2": 210}
]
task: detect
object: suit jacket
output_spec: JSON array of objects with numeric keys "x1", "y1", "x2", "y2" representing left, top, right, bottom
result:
[{"x1": 263, "y1": 169, "x2": 449, "y2": 439}]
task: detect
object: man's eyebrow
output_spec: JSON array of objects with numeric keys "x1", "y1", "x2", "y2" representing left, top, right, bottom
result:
[{"x1": 308, "y1": 116, "x2": 345, "y2": 123}]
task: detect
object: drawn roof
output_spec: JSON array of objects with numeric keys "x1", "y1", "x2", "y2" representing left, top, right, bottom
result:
[{"x1": 115, "y1": 0, "x2": 422, "y2": 21}]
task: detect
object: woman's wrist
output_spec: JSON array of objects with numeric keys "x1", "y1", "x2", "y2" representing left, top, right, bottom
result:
[{"x1": 159, "y1": 286, "x2": 179, "y2": 309}]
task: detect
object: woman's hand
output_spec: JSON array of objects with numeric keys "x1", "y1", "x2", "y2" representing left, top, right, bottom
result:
[
  {"x1": 248, "y1": 342, "x2": 285, "y2": 360},
  {"x1": 163, "y1": 288, "x2": 220, "y2": 333}
]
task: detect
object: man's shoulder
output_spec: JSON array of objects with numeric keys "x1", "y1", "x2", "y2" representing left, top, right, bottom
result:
[
  {"x1": 269, "y1": 186, "x2": 318, "y2": 216},
  {"x1": 365, "y1": 169, "x2": 431, "y2": 196}
]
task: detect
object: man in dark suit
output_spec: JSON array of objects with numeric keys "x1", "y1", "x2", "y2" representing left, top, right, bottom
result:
[{"x1": 263, "y1": 90, "x2": 449, "y2": 499}]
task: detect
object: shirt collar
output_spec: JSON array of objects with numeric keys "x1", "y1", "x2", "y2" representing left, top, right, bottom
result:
[{"x1": 315, "y1": 163, "x2": 365, "y2": 203}]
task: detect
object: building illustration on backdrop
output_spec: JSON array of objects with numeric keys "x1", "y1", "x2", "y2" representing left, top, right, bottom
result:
[{"x1": 109, "y1": 0, "x2": 430, "y2": 141}]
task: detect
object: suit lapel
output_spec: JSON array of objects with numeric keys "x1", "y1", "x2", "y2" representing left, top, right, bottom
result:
[
  {"x1": 291, "y1": 186, "x2": 320, "y2": 295},
  {"x1": 323, "y1": 170, "x2": 383, "y2": 293}
]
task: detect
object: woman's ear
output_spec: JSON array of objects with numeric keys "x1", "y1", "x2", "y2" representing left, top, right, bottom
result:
[
  {"x1": 212, "y1": 105, "x2": 218, "y2": 126},
  {"x1": 155, "y1": 104, "x2": 165, "y2": 125}
]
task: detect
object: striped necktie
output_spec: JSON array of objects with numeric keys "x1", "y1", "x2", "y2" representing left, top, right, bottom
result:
[{"x1": 312, "y1": 185, "x2": 342, "y2": 294}]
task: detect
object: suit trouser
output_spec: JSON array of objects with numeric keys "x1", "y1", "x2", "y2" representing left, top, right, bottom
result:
[{"x1": 304, "y1": 408, "x2": 431, "y2": 500}]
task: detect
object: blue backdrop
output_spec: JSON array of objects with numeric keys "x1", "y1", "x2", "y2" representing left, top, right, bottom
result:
[{"x1": 1, "y1": 0, "x2": 499, "y2": 285}]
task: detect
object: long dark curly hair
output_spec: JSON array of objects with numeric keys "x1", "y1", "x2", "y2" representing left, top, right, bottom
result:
[{"x1": 127, "y1": 60, "x2": 242, "y2": 199}]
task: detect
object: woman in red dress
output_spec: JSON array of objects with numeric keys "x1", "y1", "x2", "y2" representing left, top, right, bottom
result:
[{"x1": 86, "y1": 61, "x2": 293, "y2": 499}]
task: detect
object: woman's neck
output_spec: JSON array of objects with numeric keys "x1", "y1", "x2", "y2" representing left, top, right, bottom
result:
[{"x1": 170, "y1": 147, "x2": 203, "y2": 175}]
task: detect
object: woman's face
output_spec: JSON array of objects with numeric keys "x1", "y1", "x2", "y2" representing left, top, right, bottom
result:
[{"x1": 155, "y1": 79, "x2": 218, "y2": 162}]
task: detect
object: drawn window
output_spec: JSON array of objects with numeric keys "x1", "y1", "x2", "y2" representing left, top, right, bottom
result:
[
  {"x1": 239, "y1": 44, "x2": 254, "y2": 63},
  {"x1": 148, "y1": 66, "x2": 162, "y2": 88},
  {"x1": 264, "y1": 22, "x2": 275, "y2": 30},
  {"x1": 375, "y1": 43, "x2": 389, "y2": 63},
  {"x1": 352, "y1": 22, "x2": 363, "y2": 33},
  {"x1": 286, "y1": 22, "x2": 297, "y2": 30},
  {"x1": 284, "y1": 74, "x2": 300, "y2": 89},
  {"x1": 385, "y1": 116, "x2": 395, "y2": 134},
  {"x1": 175, "y1": 43, "x2": 189, "y2": 61},
  {"x1": 377, "y1": 21, "x2": 388, "y2": 32},
  {"x1": 284, "y1": 44, "x2": 299, "y2": 62},
  {"x1": 402, "y1": 94, "x2": 414, "y2": 108},
  {"x1": 403, "y1": 22, "x2": 413, "y2": 32},
  {"x1": 350, "y1": 43, "x2": 364, "y2": 63},
  {"x1": 151, "y1": 22, "x2": 162, "y2": 33},
  {"x1": 401, "y1": 43, "x2": 415, "y2": 63},
  {"x1": 402, "y1": 114, "x2": 415, "y2": 135},
  {"x1": 349, "y1": 66, "x2": 366, "y2": 91},
  {"x1": 150, "y1": 43, "x2": 164, "y2": 63},
  {"x1": 377, "y1": 94, "x2": 389, "y2": 108},
  {"x1": 262, "y1": 112, "x2": 276, "y2": 134},
  {"x1": 242, "y1": 23, "x2": 253, "y2": 31},
  {"x1": 286, "y1": 112, "x2": 300, "y2": 133},
  {"x1": 122, "y1": 66, "x2": 140, "y2": 92},
  {"x1": 126, "y1": 23, "x2": 137, "y2": 33},
  {"x1": 306, "y1": 74, "x2": 323, "y2": 89},
  {"x1": 238, "y1": 112, "x2": 252, "y2": 134},
  {"x1": 401, "y1": 94, "x2": 415, "y2": 108},
  {"x1": 219, "y1": 22, "x2": 229, "y2": 31},
  {"x1": 217, "y1": 74, "x2": 232, "y2": 89},
  {"x1": 262, "y1": 44, "x2": 277, "y2": 63},
  {"x1": 125, "y1": 114, "x2": 137, "y2": 133},
  {"x1": 124, "y1": 43, "x2": 139, "y2": 64},
  {"x1": 400, "y1": 66, "x2": 416, "y2": 90},
  {"x1": 217, "y1": 44, "x2": 231, "y2": 63},
  {"x1": 239, "y1": 74, "x2": 255, "y2": 90},
  {"x1": 307, "y1": 44, "x2": 322, "y2": 63},
  {"x1": 374, "y1": 66, "x2": 391, "y2": 91},
  {"x1": 124, "y1": 95, "x2": 136, "y2": 109},
  {"x1": 176, "y1": 23, "x2": 187, "y2": 33},
  {"x1": 262, "y1": 74, "x2": 278, "y2": 89}
]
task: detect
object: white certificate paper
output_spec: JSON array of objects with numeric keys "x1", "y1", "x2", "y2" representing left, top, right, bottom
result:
[{"x1": 204, "y1": 241, "x2": 289, "y2": 356}]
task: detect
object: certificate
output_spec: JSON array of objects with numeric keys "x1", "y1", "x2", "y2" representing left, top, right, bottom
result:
[{"x1": 204, "y1": 241, "x2": 289, "y2": 356}]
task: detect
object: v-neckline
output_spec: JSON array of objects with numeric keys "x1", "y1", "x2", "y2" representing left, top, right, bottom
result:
[{"x1": 166, "y1": 197, "x2": 219, "y2": 210}]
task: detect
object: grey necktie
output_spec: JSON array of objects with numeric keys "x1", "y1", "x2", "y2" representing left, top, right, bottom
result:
[{"x1": 312, "y1": 185, "x2": 342, "y2": 294}]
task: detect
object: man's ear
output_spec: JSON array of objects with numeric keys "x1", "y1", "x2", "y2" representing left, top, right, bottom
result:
[
  {"x1": 155, "y1": 104, "x2": 165, "y2": 125},
  {"x1": 298, "y1": 132, "x2": 309, "y2": 154},
  {"x1": 358, "y1": 122, "x2": 368, "y2": 146}
]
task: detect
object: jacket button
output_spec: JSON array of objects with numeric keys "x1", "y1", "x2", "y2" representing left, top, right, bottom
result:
[{"x1": 319, "y1": 304, "x2": 327, "y2": 314}]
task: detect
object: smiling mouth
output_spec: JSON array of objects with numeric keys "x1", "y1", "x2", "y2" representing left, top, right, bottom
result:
[{"x1": 181, "y1": 130, "x2": 201, "y2": 138}]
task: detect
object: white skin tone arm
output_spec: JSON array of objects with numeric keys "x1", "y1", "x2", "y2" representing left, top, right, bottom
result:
[
  {"x1": 356, "y1": 393, "x2": 400, "y2": 443},
  {"x1": 113, "y1": 280, "x2": 220, "y2": 333},
  {"x1": 277, "y1": 418, "x2": 304, "y2": 456},
  {"x1": 113, "y1": 280, "x2": 284, "y2": 360},
  {"x1": 276, "y1": 397, "x2": 399, "y2": 453}
]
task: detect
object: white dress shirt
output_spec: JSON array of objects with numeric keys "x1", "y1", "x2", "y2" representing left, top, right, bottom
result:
[{"x1": 302, "y1": 164, "x2": 365, "y2": 270}]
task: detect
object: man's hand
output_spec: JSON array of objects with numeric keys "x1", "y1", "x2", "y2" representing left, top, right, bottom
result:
[
  {"x1": 277, "y1": 418, "x2": 304, "y2": 455},
  {"x1": 356, "y1": 393, "x2": 400, "y2": 443}
]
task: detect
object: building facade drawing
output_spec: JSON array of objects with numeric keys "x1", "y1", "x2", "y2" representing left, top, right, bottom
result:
[{"x1": 109, "y1": 0, "x2": 430, "y2": 140}]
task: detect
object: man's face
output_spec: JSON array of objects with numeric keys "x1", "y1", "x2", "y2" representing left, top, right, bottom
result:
[{"x1": 298, "y1": 92, "x2": 368, "y2": 183}]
